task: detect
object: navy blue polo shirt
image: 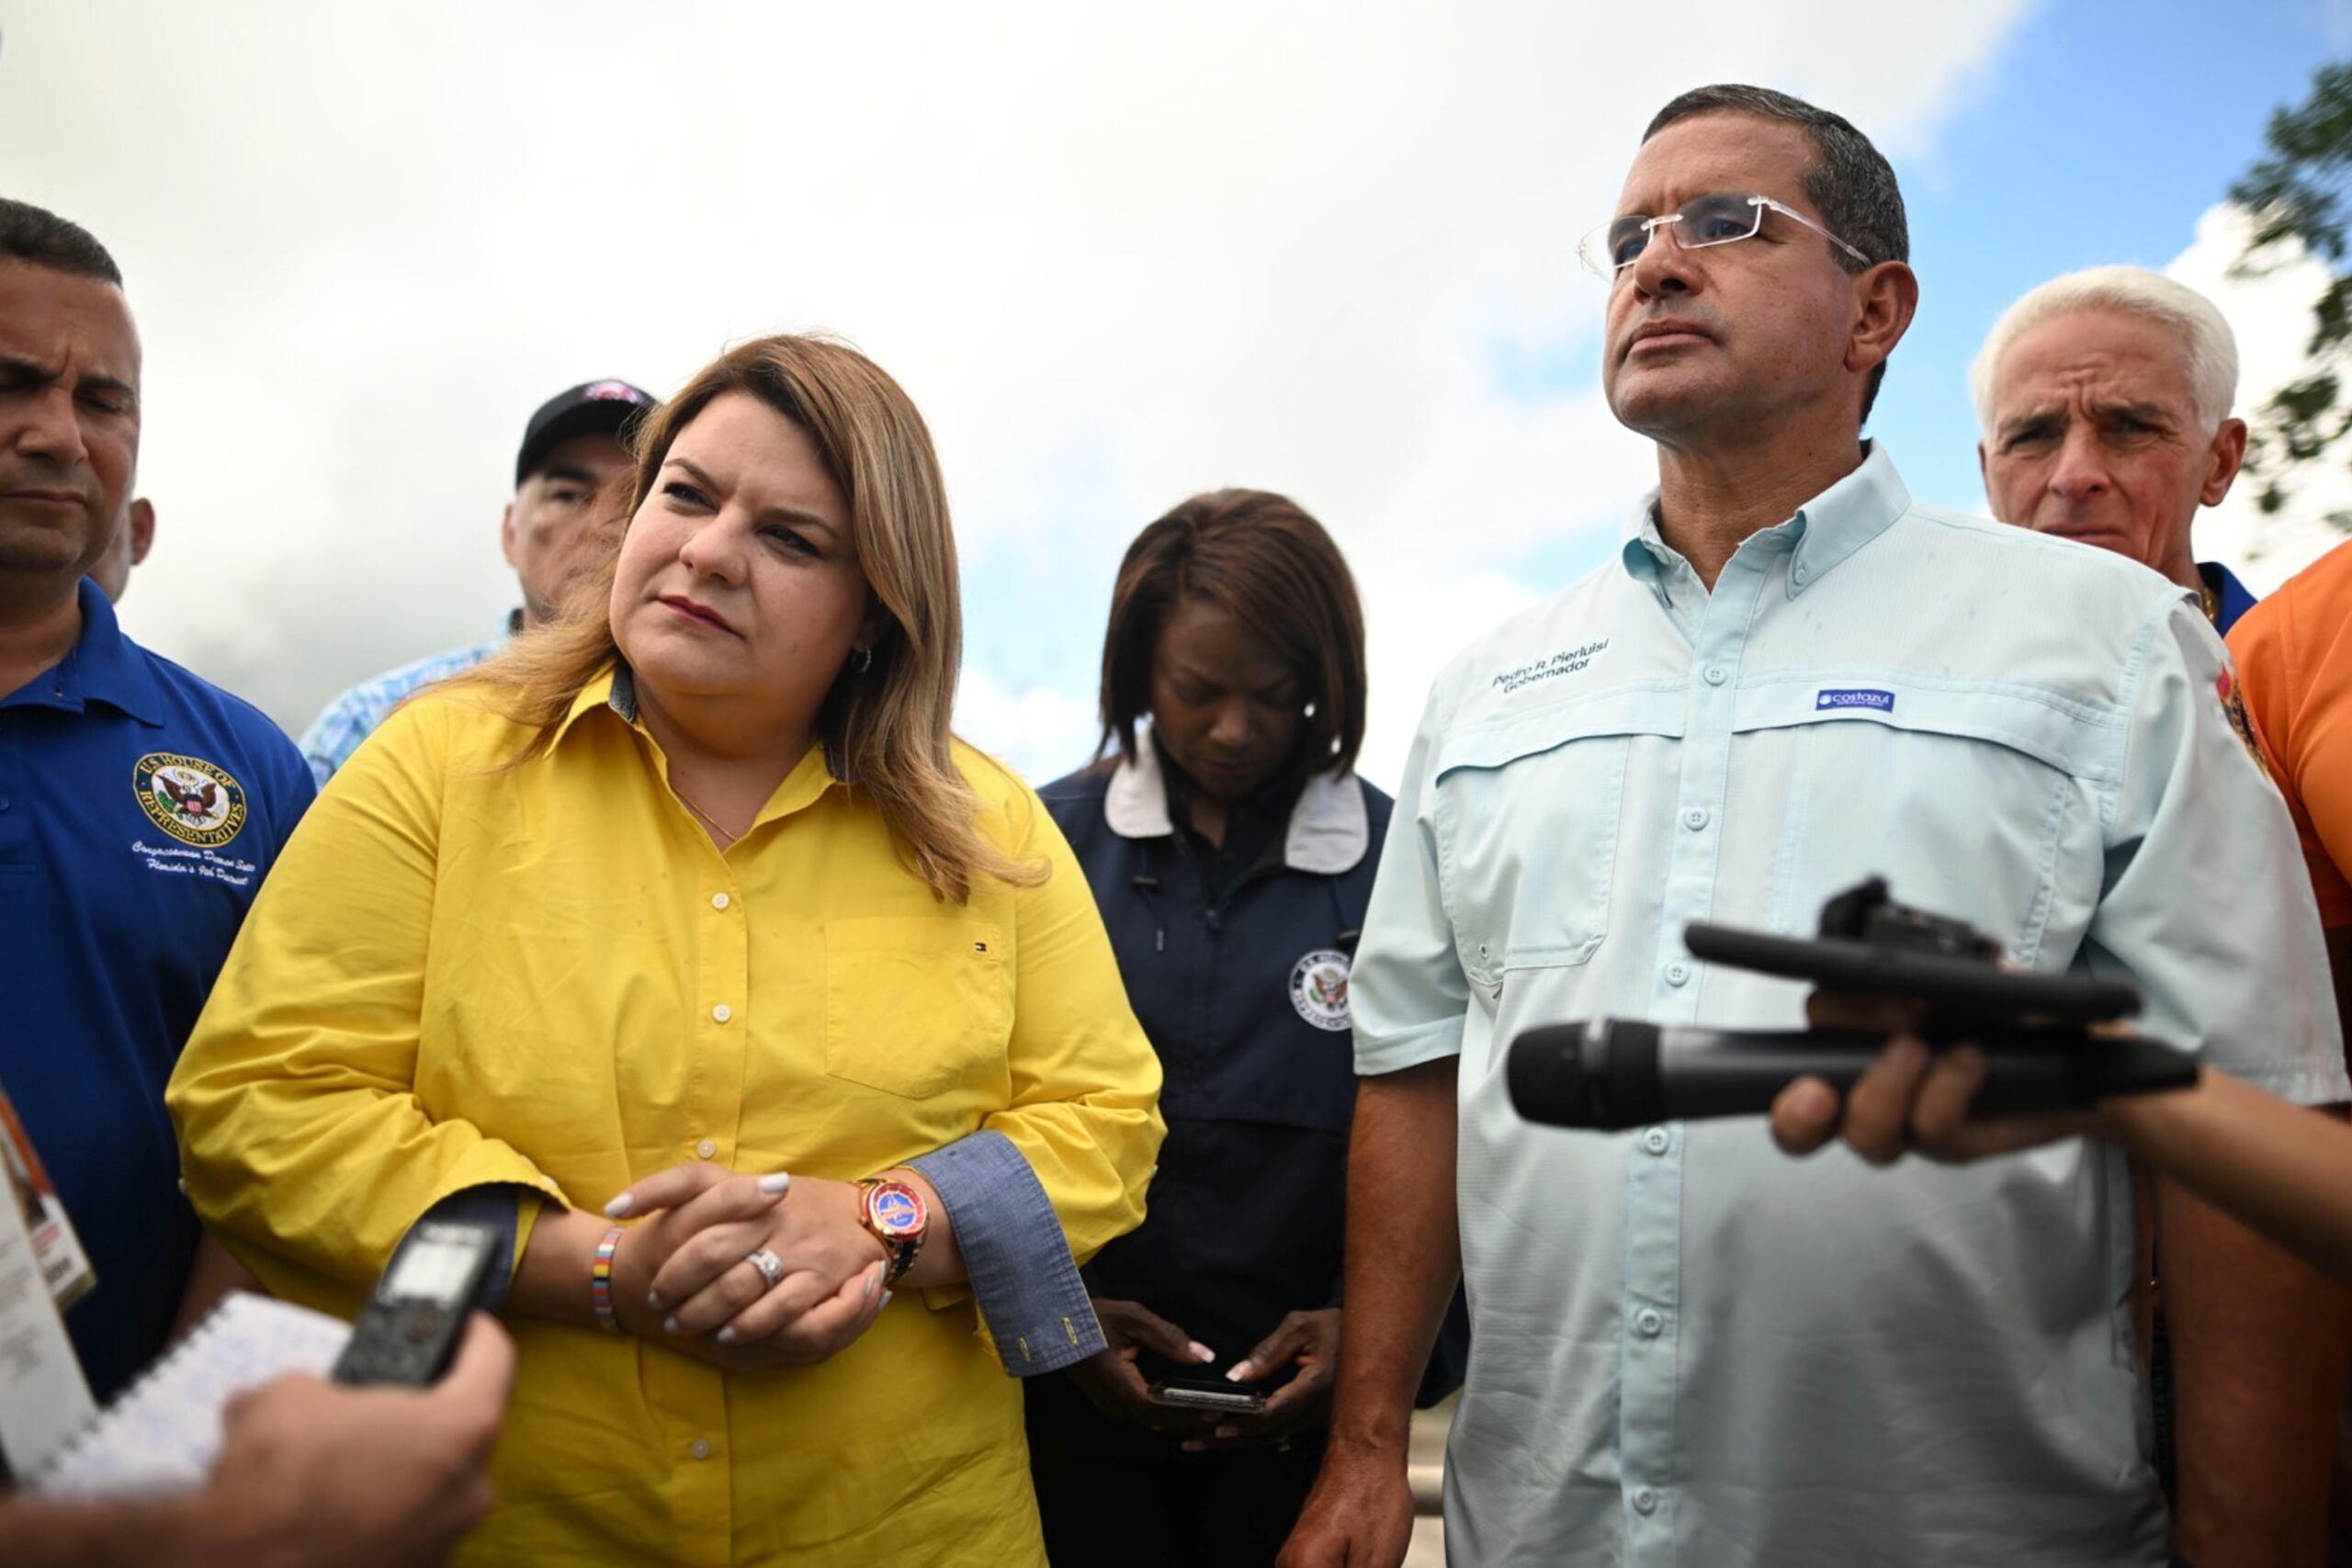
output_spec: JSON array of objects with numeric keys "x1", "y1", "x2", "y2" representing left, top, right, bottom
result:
[
  {"x1": 2200, "y1": 558, "x2": 2258, "y2": 637},
  {"x1": 0, "y1": 580, "x2": 312, "y2": 1399},
  {"x1": 1045, "y1": 739, "x2": 1436, "y2": 1375}
]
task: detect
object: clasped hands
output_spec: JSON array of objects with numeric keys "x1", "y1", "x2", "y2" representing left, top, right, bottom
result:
[{"x1": 599, "y1": 1163, "x2": 892, "y2": 1369}]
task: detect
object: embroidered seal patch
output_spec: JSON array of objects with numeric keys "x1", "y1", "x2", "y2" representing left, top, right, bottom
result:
[
  {"x1": 2215, "y1": 669, "x2": 2265, "y2": 768},
  {"x1": 1290, "y1": 949, "x2": 1353, "y2": 1032},
  {"x1": 133, "y1": 752, "x2": 248, "y2": 848}
]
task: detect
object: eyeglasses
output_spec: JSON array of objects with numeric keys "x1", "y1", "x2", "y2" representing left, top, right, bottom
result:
[{"x1": 1577, "y1": 193, "x2": 1871, "y2": 279}]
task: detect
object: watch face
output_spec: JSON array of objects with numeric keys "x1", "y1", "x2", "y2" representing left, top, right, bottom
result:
[{"x1": 868, "y1": 1181, "x2": 922, "y2": 1236}]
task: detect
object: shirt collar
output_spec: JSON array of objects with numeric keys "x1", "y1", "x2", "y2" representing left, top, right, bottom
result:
[
  {"x1": 1619, "y1": 440, "x2": 1911, "y2": 601},
  {"x1": 551, "y1": 659, "x2": 842, "y2": 822},
  {"x1": 1102, "y1": 725, "x2": 1368, "y2": 874},
  {"x1": 548, "y1": 660, "x2": 630, "y2": 750},
  {"x1": 28, "y1": 578, "x2": 167, "y2": 725}
]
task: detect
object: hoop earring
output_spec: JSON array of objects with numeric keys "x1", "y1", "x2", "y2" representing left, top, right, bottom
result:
[{"x1": 851, "y1": 647, "x2": 874, "y2": 675}]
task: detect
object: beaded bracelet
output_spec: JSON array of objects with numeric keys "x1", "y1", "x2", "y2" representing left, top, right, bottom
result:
[{"x1": 592, "y1": 1225, "x2": 626, "y2": 1333}]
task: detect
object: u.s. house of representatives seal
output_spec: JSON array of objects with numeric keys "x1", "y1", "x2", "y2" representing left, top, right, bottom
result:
[
  {"x1": 134, "y1": 752, "x2": 248, "y2": 848},
  {"x1": 1290, "y1": 949, "x2": 1353, "y2": 1032}
]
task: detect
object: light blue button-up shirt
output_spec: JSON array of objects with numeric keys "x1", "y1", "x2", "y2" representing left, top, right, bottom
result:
[
  {"x1": 298, "y1": 614, "x2": 515, "y2": 788},
  {"x1": 1355, "y1": 444, "x2": 2346, "y2": 1567}
]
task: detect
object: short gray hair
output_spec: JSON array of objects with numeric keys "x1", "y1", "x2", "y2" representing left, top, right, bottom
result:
[
  {"x1": 1972, "y1": 266, "x2": 2238, "y2": 434},
  {"x1": 1645, "y1": 85, "x2": 1909, "y2": 423}
]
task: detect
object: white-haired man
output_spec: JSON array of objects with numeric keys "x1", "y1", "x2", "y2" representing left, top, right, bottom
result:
[
  {"x1": 1974, "y1": 265, "x2": 2352, "y2": 1560},
  {"x1": 1974, "y1": 265, "x2": 2258, "y2": 632}
]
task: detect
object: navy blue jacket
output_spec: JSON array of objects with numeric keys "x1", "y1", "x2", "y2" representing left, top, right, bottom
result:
[{"x1": 1045, "y1": 742, "x2": 1464, "y2": 1395}]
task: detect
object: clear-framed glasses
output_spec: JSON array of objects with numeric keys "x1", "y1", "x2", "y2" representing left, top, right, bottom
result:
[{"x1": 1577, "y1": 193, "x2": 1871, "y2": 279}]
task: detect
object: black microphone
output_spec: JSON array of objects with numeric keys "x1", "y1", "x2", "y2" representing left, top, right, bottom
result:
[{"x1": 1505, "y1": 1019, "x2": 2199, "y2": 1132}]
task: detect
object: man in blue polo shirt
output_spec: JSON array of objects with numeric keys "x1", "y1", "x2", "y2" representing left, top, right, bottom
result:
[{"x1": 0, "y1": 198, "x2": 312, "y2": 1400}]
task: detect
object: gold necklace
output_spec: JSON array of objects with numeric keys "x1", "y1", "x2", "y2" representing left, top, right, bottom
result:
[
  {"x1": 2197, "y1": 577, "x2": 2221, "y2": 626},
  {"x1": 671, "y1": 784, "x2": 746, "y2": 848}
]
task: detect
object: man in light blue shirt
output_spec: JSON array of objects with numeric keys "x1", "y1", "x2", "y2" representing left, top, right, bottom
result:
[
  {"x1": 299, "y1": 378, "x2": 650, "y2": 785},
  {"x1": 1281, "y1": 85, "x2": 2349, "y2": 1568}
]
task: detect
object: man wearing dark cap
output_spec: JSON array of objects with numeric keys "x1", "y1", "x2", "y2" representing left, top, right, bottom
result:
[{"x1": 298, "y1": 378, "x2": 651, "y2": 784}]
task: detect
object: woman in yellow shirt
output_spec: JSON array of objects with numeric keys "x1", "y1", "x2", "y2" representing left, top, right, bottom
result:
[{"x1": 166, "y1": 335, "x2": 1165, "y2": 1566}]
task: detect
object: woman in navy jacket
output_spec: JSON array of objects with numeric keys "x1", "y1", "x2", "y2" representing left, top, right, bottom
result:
[{"x1": 1026, "y1": 490, "x2": 1462, "y2": 1567}]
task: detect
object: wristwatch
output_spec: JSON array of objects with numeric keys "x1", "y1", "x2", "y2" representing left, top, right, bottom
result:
[{"x1": 856, "y1": 1176, "x2": 928, "y2": 1286}]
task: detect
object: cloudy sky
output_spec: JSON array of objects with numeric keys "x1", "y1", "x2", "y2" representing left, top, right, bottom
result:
[{"x1": 4, "y1": 0, "x2": 2346, "y2": 786}]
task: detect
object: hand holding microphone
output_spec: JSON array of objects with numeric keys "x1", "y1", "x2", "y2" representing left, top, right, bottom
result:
[{"x1": 1504, "y1": 879, "x2": 2199, "y2": 1134}]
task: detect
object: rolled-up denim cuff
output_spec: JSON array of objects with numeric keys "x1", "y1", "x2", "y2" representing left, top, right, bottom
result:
[
  {"x1": 909, "y1": 1130, "x2": 1103, "y2": 1375},
  {"x1": 415, "y1": 1184, "x2": 529, "y2": 1312}
]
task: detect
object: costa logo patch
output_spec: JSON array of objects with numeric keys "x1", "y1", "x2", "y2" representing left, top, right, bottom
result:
[
  {"x1": 133, "y1": 752, "x2": 248, "y2": 848},
  {"x1": 1290, "y1": 949, "x2": 1353, "y2": 1032},
  {"x1": 1815, "y1": 687, "x2": 1894, "y2": 714}
]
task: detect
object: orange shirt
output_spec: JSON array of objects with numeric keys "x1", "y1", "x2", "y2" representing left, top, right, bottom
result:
[{"x1": 2229, "y1": 539, "x2": 2352, "y2": 927}]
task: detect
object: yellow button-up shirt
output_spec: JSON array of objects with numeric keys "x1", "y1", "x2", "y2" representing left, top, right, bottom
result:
[{"x1": 167, "y1": 670, "x2": 1164, "y2": 1567}]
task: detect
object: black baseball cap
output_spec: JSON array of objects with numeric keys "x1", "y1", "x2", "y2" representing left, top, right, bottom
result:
[{"x1": 514, "y1": 379, "x2": 656, "y2": 488}]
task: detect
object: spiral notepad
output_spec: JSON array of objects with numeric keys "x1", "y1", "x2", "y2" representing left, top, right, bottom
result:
[{"x1": 31, "y1": 1292, "x2": 352, "y2": 1499}]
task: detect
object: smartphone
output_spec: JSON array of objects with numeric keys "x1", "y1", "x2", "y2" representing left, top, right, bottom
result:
[
  {"x1": 332, "y1": 1220, "x2": 501, "y2": 1387},
  {"x1": 1148, "y1": 1374, "x2": 1268, "y2": 1414}
]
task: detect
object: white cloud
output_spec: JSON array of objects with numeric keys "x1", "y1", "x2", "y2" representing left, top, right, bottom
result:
[
  {"x1": 953, "y1": 667, "x2": 1099, "y2": 786},
  {"x1": 4, "y1": 0, "x2": 2032, "y2": 790},
  {"x1": 2166, "y1": 203, "x2": 2351, "y2": 594},
  {"x1": 1360, "y1": 563, "x2": 1548, "y2": 778}
]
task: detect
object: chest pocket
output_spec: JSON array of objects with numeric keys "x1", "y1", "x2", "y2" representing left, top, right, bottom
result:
[
  {"x1": 1430, "y1": 692, "x2": 1682, "y2": 990},
  {"x1": 821, "y1": 915, "x2": 1012, "y2": 1100},
  {"x1": 1734, "y1": 678, "x2": 2111, "y2": 958}
]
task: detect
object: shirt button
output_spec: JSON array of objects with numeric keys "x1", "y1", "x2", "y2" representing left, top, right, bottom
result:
[
  {"x1": 1703, "y1": 665, "x2": 1727, "y2": 686},
  {"x1": 695, "y1": 1138, "x2": 718, "y2": 1159},
  {"x1": 1793, "y1": 564, "x2": 1810, "y2": 585},
  {"x1": 0, "y1": 797, "x2": 11, "y2": 812},
  {"x1": 1633, "y1": 1487, "x2": 1659, "y2": 1515},
  {"x1": 689, "y1": 1438, "x2": 712, "y2": 1461},
  {"x1": 1636, "y1": 1308, "x2": 1664, "y2": 1337},
  {"x1": 710, "y1": 892, "x2": 730, "y2": 910},
  {"x1": 1642, "y1": 1127, "x2": 1669, "y2": 1156},
  {"x1": 1682, "y1": 807, "x2": 1710, "y2": 830},
  {"x1": 1665, "y1": 962, "x2": 1690, "y2": 987},
  {"x1": 711, "y1": 1003, "x2": 732, "y2": 1024}
]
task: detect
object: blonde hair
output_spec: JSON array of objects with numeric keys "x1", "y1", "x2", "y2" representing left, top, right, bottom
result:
[
  {"x1": 1972, "y1": 265, "x2": 2239, "y2": 434},
  {"x1": 445, "y1": 333, "x2": 1039, "y2": 903}
]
